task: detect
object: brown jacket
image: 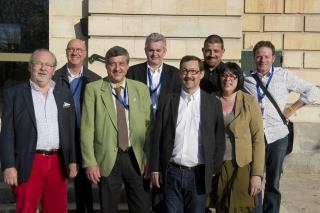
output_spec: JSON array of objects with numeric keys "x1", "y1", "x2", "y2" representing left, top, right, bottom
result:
[{"x1": 228, "y1": 91, "x2": 265, "y2": 176}]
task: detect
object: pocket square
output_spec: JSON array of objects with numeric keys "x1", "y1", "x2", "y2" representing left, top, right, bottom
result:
[{"x1": 63, "y1": 102, "x2": 71, "y2": 108}]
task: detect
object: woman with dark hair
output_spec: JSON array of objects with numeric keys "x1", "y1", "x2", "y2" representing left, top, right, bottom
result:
[{"x1": 215, "y1": 62, "x2": 265, "y2": 213}]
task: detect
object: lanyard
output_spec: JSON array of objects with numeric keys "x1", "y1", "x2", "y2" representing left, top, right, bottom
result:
[
  {"x1": 255, "y1": 67, "x2": 274, "y2": 103},
  {"x1": 71, "y1": 76, "x2": 83, "y2": 97},
  {"x1": 112, "y1": 83, "x2": 129, "y2": 110},
  {"x1": 147, "y1": 68, "x2": 163, "y2": 96}
]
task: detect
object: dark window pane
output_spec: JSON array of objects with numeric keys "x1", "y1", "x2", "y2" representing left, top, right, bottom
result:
[{"x1": 0, "y1": 0, "x2": 49, "y2": 53}]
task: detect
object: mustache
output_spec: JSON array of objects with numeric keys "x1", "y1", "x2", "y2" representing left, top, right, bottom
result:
[{"x1": 183, "y1": 77, "x2": 194, "y2": 81}]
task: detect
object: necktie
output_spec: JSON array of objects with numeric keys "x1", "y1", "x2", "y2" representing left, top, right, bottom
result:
[{"x1": 115, "y1": 87, "x2": 129, "y2": 151}]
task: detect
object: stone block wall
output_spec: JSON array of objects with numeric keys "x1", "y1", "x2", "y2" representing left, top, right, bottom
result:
[{"x1": 49, "y1": 0, "x2": 320, "y2": 122}]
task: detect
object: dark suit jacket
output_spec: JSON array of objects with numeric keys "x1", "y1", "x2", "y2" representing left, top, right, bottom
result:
[
  {"x1": 127, "y1": 62, "x2": 181, "y2": 114},
  {"x1": 53, "y1": 64, "x2": 101, "y2": 163},
  {"x1": 150, "y1": 89, "x2": 225, "y2": 193},
  {"x1": 0, "y1": 82, "x2": 76, "y2": 183}
]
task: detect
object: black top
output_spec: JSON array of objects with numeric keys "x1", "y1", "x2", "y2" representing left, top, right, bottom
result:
[{"x1": 200, "y1": 61, "x2": 225, "y2": 94}]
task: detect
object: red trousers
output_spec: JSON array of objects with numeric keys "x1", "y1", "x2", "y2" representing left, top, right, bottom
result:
[{"x1": 13, "y1": 153, "x2": 68, "y2": 213}]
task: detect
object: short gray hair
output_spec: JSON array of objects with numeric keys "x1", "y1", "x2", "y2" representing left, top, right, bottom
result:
[
  {"x1": 30, "y1": 49, "x2": 57, "y2": 67},
  {"x1": 145, "y1": 33, "x2": 167, "y2": 49}
]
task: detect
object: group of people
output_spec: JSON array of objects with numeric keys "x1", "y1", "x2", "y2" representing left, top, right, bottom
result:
[{"x1": 0, "y1": 33, "x2": 319, "y2": 213}]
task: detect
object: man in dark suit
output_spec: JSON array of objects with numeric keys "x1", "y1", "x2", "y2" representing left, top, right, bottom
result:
[
  {"x1": 151, "y1": 55, "x2": 225, "y2": 212},
  {"x1": 200, "y1": 34, "x2": 225, "y2": 94},
  {"x1": 53, "y1": 38, "x2": 100, "y2": 213},
  {"x1": 0, "y1": 49, "x2": 77, "y2": 212},
  {"x1": 126, "y1": 32, "x2": 181, "y2": 212},
  {"x1": 127, "y1": 32, "x2": 181, "y2": 116}
]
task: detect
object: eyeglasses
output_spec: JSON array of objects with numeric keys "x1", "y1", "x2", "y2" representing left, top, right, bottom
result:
[
  {"x1": 32, "y1": 62, "x2": 55, "y2": 69},
  {"x1": 221, "y1": 73, "x2": 238, "y2": 80},
  {"x1": 66, "y1": 48, "x2": 86, "y2": 53},
  {"x1": 181, "y1": 69, "x2": 201, "y2": 75}
]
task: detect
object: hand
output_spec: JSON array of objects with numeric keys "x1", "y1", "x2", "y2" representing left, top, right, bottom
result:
[
  {"x1": 85, "y1": 165, "x2": 101, "y2": 184},
  {"x1": 3, "y1": 167, "x2": 18, "y2": 186},
  {"x1": 151, "y1": 172, "x2": 161, "y2": 188},
  {"x1": 141, "y1": 162, "x2": 150, "y2": 179},
  {"x1": 68, "y1": 163, "x2": 78, "y2": 178},
  {"x1": 283, "y1": 107, "x2": 294, "y2": 119},
  {"x1": 250, "y1": 175, "x2": 262, "y2": 197}
]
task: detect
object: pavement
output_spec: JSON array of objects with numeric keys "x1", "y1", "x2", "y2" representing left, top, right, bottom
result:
[{"x1": 0, "y1": 170, "x2": 319, "y2": 212}]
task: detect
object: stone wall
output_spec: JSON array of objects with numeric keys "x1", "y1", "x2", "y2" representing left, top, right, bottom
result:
[{"x1": 49, "y1": 0, "x2": 320, "y2": 122}]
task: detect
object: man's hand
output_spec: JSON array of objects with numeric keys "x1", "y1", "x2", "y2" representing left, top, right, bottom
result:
[
  {"x1": 250, "y1": 175, "x2": 262, "y2": 197},
  {"x1": 141, "y1": 162, "x2": 150, "y2": 179},
  {"x1": 85, "y1": 165, "x2": 101, "y2": 184},
  {"x1": 68, "y1": 163, "x2": 78, "y2": 178},
  {"x1": 283, "y1": 107, "x2": 294, "y2": 119},
  {"x1": 3, "y1": 167, "x2": 18, "y2": 186},
  {"x1": 151, "y1": 172, "x2": 161, "y2": 188}
]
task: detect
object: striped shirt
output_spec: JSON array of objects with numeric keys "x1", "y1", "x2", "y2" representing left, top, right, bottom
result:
[
  {"x1": 30, "y1": 80, "x2": 60, "y2": 150},
  {"x1": 243, "y1": 67, "x2": 320, "y2": 144}
]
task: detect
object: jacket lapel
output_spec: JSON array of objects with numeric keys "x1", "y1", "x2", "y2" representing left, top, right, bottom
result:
[
  {"x1": 100, "y1": 79, "x2": 117, "y2": 130},
  {"x1": 170, "y1": 93, "x2": 180, "y2": 134},
  {"x1": 53, "y1": 86, "x2": 64, "y2": 132},
  {"x1": 229, "y1": 91, "x2": 244, "y2": 134},
  {"x1": 22, "y1": 83, "x2": 37, "y2": 129}
]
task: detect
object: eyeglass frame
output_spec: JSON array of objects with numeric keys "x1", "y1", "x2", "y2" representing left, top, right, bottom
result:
[
  {"x1": 31, "y1": 62, "x2": 56, "y2": 69},
  {"x1": 180, "y1": 68, "x2": 201, "y2": 75},
  {"x1": 66, "y1": 48, "x2": 86, "y2": 53}
]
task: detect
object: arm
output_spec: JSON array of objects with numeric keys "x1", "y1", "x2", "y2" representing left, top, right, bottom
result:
[
  {"x1": 150, "y1": 96, "x2": 166, "y2": 188},
  {"x1": 284, "y1": 69, "x2": 320, "y2": 119},
  {"x1": 80, "y1": 84, "x2": 100, "y2": 183},
  {"x1": 142, "y1": 87, "x2": 153, "y2": 178},
  {"x1": 249, "y1": 97, "x2": 265, "y2": 196},
  {"x1": 0, "y1": 89, "x2": 18, "y2": 186},
  {"x1": 67, "y1": 91, "x2": 78, "y2": 178}
]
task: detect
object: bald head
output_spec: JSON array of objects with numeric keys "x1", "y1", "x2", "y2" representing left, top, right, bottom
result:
[{"x1": 66, "y1": 39, "x2": 87, "y2": 69}]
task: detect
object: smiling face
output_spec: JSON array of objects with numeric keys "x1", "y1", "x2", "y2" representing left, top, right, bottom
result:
[
  {"x1": 202, "y1": 42, "x2": 225, "y2": 68},
  {"x1": 180, "y1": 60, "x2": 204, "y2": 94},
  {"x1": 254, "y1": 46, "x2": 275, "y2": 75},
  {"x1": 220, "y1": 70, "x2": 238, "y2": 95},
  {"x1": 66, "y1": 39, "x2": 87, "y2": 68},
  {"x1": 106, "y1": 55, "x2": 129, "y2": 84},
  {"x1": 145, "y1": 41, "x2": 167, "y2": 68},
  {"x1": 29, "y1": 51, "x2": 56, "y2": 88}
]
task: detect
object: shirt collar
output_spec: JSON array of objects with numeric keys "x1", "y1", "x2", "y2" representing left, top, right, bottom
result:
[
  {"x1": 67, "y1": 65, "x2": 83, "y2": 79},
  {"x1": 110, "y1": 78, "x2": 126, "y2": 90},
  {"x1": 30, "y1": 79, "x2": 56, "y2": 91},
  {"x1": 252, "y1": 67, "x2": 273, "y2": 78},
  {"x1": 181, "y1": 87, "x2": 201, "y2": 102},
  {"x1": 147, "y1": 63, "x2": 163, "y2": 74}
]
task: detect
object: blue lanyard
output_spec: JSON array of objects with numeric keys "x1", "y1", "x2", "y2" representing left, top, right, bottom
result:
[
  {"x1": 112, "y1": 83, "x2": 129, "y2": 110},
  {"x1": 147, "y1": 68, "x2": 163, "y2": 96},
  {"x1": 255, "y1": 67, "x2": 274, "y2": 103},
  {"x1": 71, "y1": 76, "x2": 83, "y2": 97}
]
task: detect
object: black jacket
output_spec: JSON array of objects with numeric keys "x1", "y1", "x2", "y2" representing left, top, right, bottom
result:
[{"x1": 0, "y1": 82, "x2": 76, "y2": 183}]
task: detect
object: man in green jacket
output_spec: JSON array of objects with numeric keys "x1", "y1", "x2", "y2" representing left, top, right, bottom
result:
[{"x1": 81, "y1": 46, "x2": 153, "y2": 213}]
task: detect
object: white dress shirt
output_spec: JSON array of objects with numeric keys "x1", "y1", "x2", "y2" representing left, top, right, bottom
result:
[
  {"x1": 171, "y1": 88, "x2": 204, "y2": 167},
  {"x1": 30, "y1": 80, "x2": 60, "y2": 150},
  {"x1": 147, "y1": 64, "x2": 163, "y2": 115},
  {"x1": 244, "y1": 67, "x2": 320, "y2": 144}
]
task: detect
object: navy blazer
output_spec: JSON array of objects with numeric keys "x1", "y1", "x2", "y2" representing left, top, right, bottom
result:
[
  {"x1": 0, "y1": 82, "x2": 76, "y2": 183},
  {"x1": 150, "y1": 89, "x2": 225, "y2": 193}
]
